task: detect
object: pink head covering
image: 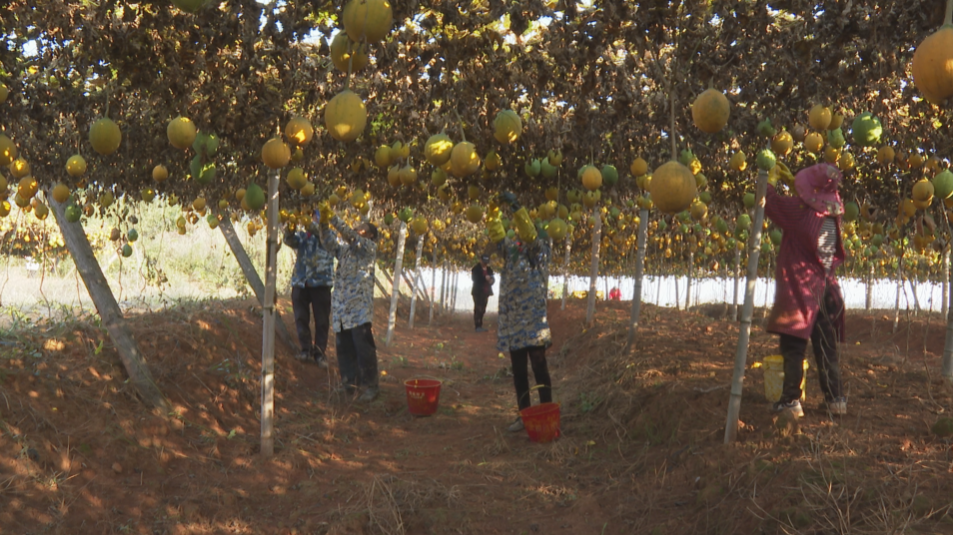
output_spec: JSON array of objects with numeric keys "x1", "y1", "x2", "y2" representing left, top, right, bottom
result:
[{"x1": 794, "y1": 163, "x2": 843, "y2": 216}]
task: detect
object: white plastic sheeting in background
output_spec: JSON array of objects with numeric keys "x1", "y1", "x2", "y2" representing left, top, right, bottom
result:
[{"x1": 417, "y1": 268, "x2": 946, "y2": 315}]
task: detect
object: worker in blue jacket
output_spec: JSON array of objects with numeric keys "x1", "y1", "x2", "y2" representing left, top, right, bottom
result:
[{"x1": 283, "y1": 215, "x2": 334, "y2": 368}]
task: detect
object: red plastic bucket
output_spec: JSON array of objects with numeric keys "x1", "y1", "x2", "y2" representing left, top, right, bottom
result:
[
  {"x1": 520, "y1": 402, "x2": 561, "y2": 443},
  {"x1": 404, "y1": 379, "x2": 442, "y2": 416}
]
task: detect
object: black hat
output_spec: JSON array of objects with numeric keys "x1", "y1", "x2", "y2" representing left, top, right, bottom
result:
[{"x1": 358, "y1": 222, "x2": 379, "y2": 240}]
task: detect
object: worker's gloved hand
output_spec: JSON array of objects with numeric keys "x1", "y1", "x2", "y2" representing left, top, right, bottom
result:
[
  {"x1": 487, "y1": 218, "x2": 506, "y2": 243},
  {"x1": 513, "y1": 207, "x2": 537, "y2": 242},
  {"x1": 769, "y1": 162, "x2": 794, "y2": 187},
  {"x1": 318, "y1": 202, "x2": 334, "y2": 224},
  {"x1": 500, "y1": 191, "x2": 520, "y2": 211}
]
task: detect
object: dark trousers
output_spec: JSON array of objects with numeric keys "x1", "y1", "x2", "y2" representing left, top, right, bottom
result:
[
  {"x1": 336, "y1": 323, "x2": 379, "y2": 388},
  {"x1": 510, "y1": 346, "x2": 552, "y2": 411},
  {"x1": 779, "y1": 286, "x2": 843, "y2": 403},
  {"x1": 292, "y1": 286, "x2": 331, "y2": 357},
  {"x1": 473, "y1": 292, "x2": 489, "y2": 328}
]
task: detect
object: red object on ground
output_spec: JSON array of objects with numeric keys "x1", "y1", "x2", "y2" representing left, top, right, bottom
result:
[
  {"x1": 520, "y1": 402, "x2": 561, "y2": 443},
  {"x1": 404, "y1": 378, "x2": 442, "y2": 416}
]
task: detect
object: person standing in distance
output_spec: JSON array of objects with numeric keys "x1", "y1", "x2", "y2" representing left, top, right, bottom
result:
[
  {"x1": 283, "y1": 213, "x2": 333, "y2": 368},
  {"x1": 317, "y1": 203, "x2": 381, "y2": 402},
  {"x1": 764, "y1": 162, "x2": 848, "y2": 418},
  {"x1": 489, "y1": 192, "x2": 554, "y2": 432},
  {"x1": 471, "y1": 254, "x2": 495, "y2": 332}
]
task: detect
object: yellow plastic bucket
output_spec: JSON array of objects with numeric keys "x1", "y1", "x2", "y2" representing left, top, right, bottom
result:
[
  {"x1": 571, "y1": 290, "x2": 605, "y2": 300},
  {"x1": 762, "y1": 355, "x2": 808, "y2": 403}
]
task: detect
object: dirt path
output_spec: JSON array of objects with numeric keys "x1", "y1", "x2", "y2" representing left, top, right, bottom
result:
[{"x1": 277, "y1": 300, "x2": 606, "y2": 534}]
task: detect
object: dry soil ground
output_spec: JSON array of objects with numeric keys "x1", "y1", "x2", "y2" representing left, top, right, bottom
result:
[{"x1": 2, "y1": 297, "x2": 953, "y2": 534}]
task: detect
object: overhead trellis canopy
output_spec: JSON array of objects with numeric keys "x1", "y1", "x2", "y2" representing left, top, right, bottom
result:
[{"x1": 0, "y1": 0, "x2": 950, "y2": 212}]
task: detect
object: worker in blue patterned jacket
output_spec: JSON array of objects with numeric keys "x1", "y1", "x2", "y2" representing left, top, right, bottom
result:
[
  {"x1": 317, "y1": 203, "x2": 381, "y2": 402},
  {"x1": 488, "y1": 192, "x2": 553, "y2": 432},
  {"x1": 283, "y1": 213, "x2": 334, "y2": 368}
]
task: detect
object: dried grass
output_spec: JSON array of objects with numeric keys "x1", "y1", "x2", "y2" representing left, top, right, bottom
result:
[
  {"x1": 482, "y1": 424, "x2": 511, "y2": 457},
  {"x1": 341, "y1": 474, "x2": 459, "y2": 535},
  {"x1": 554, "y1": 312, "x2": 644, "y2": 433}
]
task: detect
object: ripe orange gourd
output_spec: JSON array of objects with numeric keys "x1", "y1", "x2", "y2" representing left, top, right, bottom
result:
[
  {"x1": 9, "y1": 158, "x2": 29, "y2": 179},
  {"x1": 648, "y1": 161, "x2": 697, "y2": 214},
  {"x1": 824, "y1": 146, "x2": 840, "y2": 164},
  {"x1": 837, "y1": 151, "x2": 855, "y2": 172},
  {"x1": 51, "y1": 183, "x2": 70, "y2": 204},
  {"x1": 17, "y1": 176, "x2": 38, "y2": 200},
  {"x1": 411, "y1": 216, "x2": 429, "y2": 235},
  {"x1": 465, "y1": 204, "x2": 484, "y2": 223},
  {"x1": 450, "y1": 142, "x2": 481, "y2": 177},
  {"x1": 0, "y1": 135, "x2": 16, "y2": 166},
  {"x1": 153, "y1": 165, "x2": 169, "y2": 182},
  {"x1": 167, "y1": 117, "x2": 197, "y2": 150},
  {"x1": 691, "y1": 88, "x2": 730, "y2": 133},
  {"x1": 286, "y1": 168, "x2": 307, "y2": 190},
  {"x1": 330, "y1": 32, "x2": 369, "y2": 73},
  {"x1": 399, "y1": 164, "x2": 417, "y2": 185},
  {"x1": 803, "y1": 132, "x2": 824, "y2": 153},
  {"x1": 424, "y1": 133, "x2": 454, "y2": 166},
  {"x1": 493, "y1": 110, "x2": 522, "y2": 144},
  {"x1": 877, "y1": 146, "x2": 895, "y2": 165},
  {"x1": 581, "y1": 165, "x2": 602, "y2": 191},
  {"x1": 284, "y1": 116, "x2": 314, "y2": 146},
  {"x1": 630, "y1": 157, "x2": 648, "y2": 176},
  {"x1": 808, "y1": 104, "x2": 832, "y2": 131},
  {"x1": 771, "y1": 131, "x2": 794, "y2": 156},
  {"x1": 912, "y1": 10, "x2": 953, "y2": 105},
  {"x1": 66, "y1": 154, "x2": 87, "y2": 177},
  {"x1": 913, "y1": 178, "x2": 935, "y2": 202},
  {"x1": 89, "y1": 117, "x2": 121, "y2": 155},
  {"x1": 548, "y1": 218, "x2": 568, "y2": 241},
  {"x1": 729, "y1": 151, "x2": 747, "y2": 171},
  {"x1": 262, "y1": 137, "x2": 291, "y2": 169},
  {"x1": 324, "y1": 90, "x2": 367, "y2": 142},
  {"x1": 343, "y1": 0, "x2": 393, "y2": 43}
]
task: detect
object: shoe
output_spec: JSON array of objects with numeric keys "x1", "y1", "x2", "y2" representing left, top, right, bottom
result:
[
  {"x1": 827, "y1": 397, "x2": 847, "y2": 416},
  {"x1": 771, "y1": 399, "x2": 804, "y2": 418},
  {"x1": 475, "y1": 327, "x2": 486, "y2": 332},
  {"x1": 309, "y1": 348, "x2": 329, "y2": 369},
  {"x1": 507, "y1": 417, "x2": 524, "y2": 432},
  {"x1": 294, "y1": 351, "x2": 312, "y2": 362},
  {"x1": 358, "y1": 387, "x2": 379, "y2": 403}
]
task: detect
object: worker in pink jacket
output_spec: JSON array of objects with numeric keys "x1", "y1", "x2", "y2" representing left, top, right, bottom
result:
[{"x1": 764, "y1": 162, "x2": 847, "y2": 418}]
